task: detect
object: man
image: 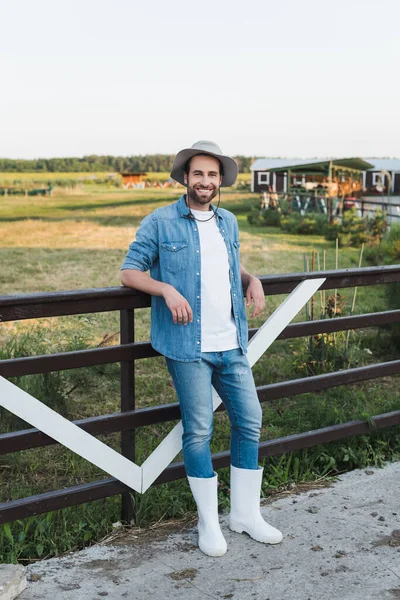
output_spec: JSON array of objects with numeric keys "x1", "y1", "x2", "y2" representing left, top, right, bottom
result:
[{"x1": 120, "y1": 141, "x2": 282, "y2": 557}]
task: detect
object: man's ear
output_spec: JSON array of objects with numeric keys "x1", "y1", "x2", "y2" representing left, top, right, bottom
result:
[{"x1": 184, "y1": 174, "x2": 188, "y2": 185}]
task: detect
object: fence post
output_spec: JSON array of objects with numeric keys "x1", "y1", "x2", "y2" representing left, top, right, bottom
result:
[{"x1": 120, "y1": 308, "x2": 136, "y2": 524}]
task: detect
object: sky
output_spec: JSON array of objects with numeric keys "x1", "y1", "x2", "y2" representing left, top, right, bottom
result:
[{"x1": 1, "y1": 0, "x2": 399, "y2": 160}]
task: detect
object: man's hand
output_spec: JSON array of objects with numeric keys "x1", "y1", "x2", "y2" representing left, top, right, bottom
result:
[
  {"x1": 245, "y1": 276, "x2": 265, "y2": 318},
  {"x1": 163, "y1": 285, "x2": 193, "y2": 325}
]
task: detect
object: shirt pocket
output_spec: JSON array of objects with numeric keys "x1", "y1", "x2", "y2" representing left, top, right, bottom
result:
[{"x1": 160, "y1": 240, "x2": 188, "y2": 274}]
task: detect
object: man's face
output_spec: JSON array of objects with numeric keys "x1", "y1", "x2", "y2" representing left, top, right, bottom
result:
[{"x1": 184, "y1": 154, "x2": 222, "y2": 208}]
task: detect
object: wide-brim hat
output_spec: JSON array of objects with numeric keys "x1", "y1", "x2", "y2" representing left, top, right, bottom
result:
[{"x1": 170, "y1": 140, "x2": 238, "y2": 187}]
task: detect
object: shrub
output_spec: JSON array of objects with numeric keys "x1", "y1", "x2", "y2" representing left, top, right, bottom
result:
[
  {"x1": 363, "y1": 244, "x2": 387, "y2": 265},
  {"x1": 280, "y1": 213, "x2": 328, "y2": 235},
  {"x1": 292, "y1": 331, "x2": 363, "y2": 377},
  {"x1": 364, "y1": 223, "x2": 400, "y2": 265},
  {"x1": 278, "y1": 197, "x2": 291, "y2": 215},
  {"x1": 357, "y1": 224, "x2": 400, "y2": 349},
  {"x1": 369, "y1": 209, "x2": 389, "y2": 243},
  {"x1": 247, "y1": 208, "x2": 281, "y2": 227},
  {"x1": 325, "y1": 208, "x2": 388, "y2": 248},
  {"x1": 384, "y1": 224, "x2": 400, "y2": 260}
]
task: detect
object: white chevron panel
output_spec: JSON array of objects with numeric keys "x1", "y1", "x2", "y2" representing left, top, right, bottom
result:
[{"x1": 0, "y1": 376, "x2": 142, "y2": 492}]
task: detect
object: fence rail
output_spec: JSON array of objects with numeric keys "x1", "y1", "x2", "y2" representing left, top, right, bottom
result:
[
  {"x1": 359, "y1": 197, "x2": 400, "y2": 220},
  {"x1": 261, "y1": 190, "x2": 400, "y2": 220},
  {"x1": 0, "y1": 265, "x2": 400, "y2": 525}
]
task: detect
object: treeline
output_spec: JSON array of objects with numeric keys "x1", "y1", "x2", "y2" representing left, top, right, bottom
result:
[{"x1": 0, "y1": 155, "x2": 257, "y2": 174}]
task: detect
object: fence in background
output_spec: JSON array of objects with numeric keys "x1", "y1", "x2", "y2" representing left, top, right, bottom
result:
[{"x1": 260, "y1": 191, "x2": 400, "y2": 222}]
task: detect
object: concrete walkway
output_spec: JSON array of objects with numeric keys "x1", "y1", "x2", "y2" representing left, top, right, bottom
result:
[{"x1": 15, "y1": 461, "x2": 400, "y2": 600}]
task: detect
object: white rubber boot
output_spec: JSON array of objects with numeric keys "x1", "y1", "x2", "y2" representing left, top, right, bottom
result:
[
  {"x1": 187, "y1": 471, "x2": 227, "y2": 557},
  {"x1": 229, "y1": 465, "x2": 283, "y2": 544}
]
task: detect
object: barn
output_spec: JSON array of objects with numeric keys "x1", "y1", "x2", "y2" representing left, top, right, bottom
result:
[
  {"x1": 362, "y1": 158, "x2": 400, "y2": 195},
  {"x1": 250, "y1": 157, "x2": 400, "y2": 195},
  {"x1": 120, "y1": 172, "x2": 147, "y2": 189},
  {"x1": 250, "y1": 158, "x2": 372, "y2": 196}
]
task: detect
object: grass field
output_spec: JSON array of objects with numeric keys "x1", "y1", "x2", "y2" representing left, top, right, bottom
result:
[
  {"x1": 0, "y1": 171, "x2": 251, "y2": 181},
  {"x1": 0, "y1": 171, "x2": 117, "y2": 182},
  {"x1": 0, "y1": 186, "x2": 399, "y2": 563}
]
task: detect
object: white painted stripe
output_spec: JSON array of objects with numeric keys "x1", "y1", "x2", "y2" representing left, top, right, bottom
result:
[
  {"x1": 141, "y1": 421, "x2": 183, "y2": 492},
  {"x1": 0, "y1": 376, "x2": 142, "y2": 492},
  {"x1": 247, "y1": 278, "x2": 326, "y2": 366}
]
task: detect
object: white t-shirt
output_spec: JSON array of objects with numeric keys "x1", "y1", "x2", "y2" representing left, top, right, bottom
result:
[{"x1": 190, "y1": 209, "x2": 239, "y2": 352}]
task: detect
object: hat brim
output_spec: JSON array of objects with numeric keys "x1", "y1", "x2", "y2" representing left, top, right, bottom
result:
[{"x1": 170, "y1": 148, "x2": 238, "y2": 187}]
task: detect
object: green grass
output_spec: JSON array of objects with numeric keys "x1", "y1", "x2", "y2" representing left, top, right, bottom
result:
[
  {"x1": 0, "y1": 171, "x2": 251, "y2": 184},
  {"x1": 0, "y1": 186, "x2": 399, "y2": 564}
]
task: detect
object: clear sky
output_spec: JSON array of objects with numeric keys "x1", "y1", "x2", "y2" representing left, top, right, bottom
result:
[{"x1": 1, "y1": 0, "x2": 399, "y2": 159}]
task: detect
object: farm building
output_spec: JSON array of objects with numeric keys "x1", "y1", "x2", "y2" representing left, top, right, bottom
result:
[
  {"x1": 362, "y1": 159, "x2": 400, "y2": 195},
  {"x1": 120, "y1": 172, "x2": 147, "y2": 189},
  {"x1": 250, "y1": 158, "x2": 400, "y2": 195}
]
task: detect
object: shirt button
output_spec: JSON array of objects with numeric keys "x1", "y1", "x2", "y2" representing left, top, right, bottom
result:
[
  {"x1": 197, "y1": 295, "x2": 200, "y2": 299},
  {"x1": 196, "y1": 250, "x2": 199, "y2": 253},
  {"x1": 172, "y1": 246, "x2": 176, "y2": 250},
  {"x1": 194, "y1": 228, "x2": 197, "y2": 232},
  {"x1": 197, "y1": 319, "x2": 200, "y2": 322},
  {"x1": 196, "y1": 272, "x2": 200, "y2": 276},
  {"x1": 197, "y1": 341, "x2": 200, "y2": 345},
  {"x1": 233, "y1": 293, "x2": 236, "y2": 296}
]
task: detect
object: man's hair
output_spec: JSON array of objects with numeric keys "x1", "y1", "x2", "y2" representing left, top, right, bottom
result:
[{"x1": 183, "y1": 154, "x2": 224, "y2": 177}]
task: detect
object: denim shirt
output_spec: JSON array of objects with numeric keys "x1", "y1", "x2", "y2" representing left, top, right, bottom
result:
[{"x1": 121, "y1": 194, "x2": 248, "y2": 362}]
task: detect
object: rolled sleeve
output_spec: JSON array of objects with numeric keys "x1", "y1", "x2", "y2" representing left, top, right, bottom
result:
[{"x1": 121, "y1": 213, "x2": 159, "y2": 272}]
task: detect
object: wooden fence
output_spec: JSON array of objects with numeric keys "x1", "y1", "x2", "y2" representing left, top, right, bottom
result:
[
  {"x1": 0, "y1": 265, "x2": 400, "y2": 525},
  {"x1": 261, "y1": 191, "x2": 400, "y2": 221}
]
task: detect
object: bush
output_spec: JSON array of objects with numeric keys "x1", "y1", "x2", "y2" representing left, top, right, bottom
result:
[
  {"x1": 385, "y1": 281, "x2": 400, "y2": 350},
  {"x1": 247, "y1": 208, "x2": 281, "y2": 227},
  {"x1": 384, "y1": 224, "x2": 400, "y2": 260},
  {"x1": 370, "y1": 211, "x2": 387, "y2": 241},
  {"x1": 325, "y1": 208, "x2": 388, "y2": 248},
  {"x1": 280, "y1": 213, "x2": 328, "y2": 235},
  {"x1": 364, "y1": 223, "x2": 400, "y2": 265},
  {"x1": 358, "y1": 223, "x2": 400, "y2": 349},
  {"x1": 292, "y1": 331, "x2": 363, "y2": 377},
  {"x1": 373, "y1": 225, "x2": 400, "y2": 350}
]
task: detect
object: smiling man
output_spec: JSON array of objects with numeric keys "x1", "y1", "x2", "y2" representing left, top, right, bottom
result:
[{"x1": 120, "y1": 141, "x2": 283, "y2": 557}]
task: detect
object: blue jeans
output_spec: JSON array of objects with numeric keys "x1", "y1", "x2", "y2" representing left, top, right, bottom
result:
[{"x1": 166, "y1": 348, "x2": 262, "y2": 478}]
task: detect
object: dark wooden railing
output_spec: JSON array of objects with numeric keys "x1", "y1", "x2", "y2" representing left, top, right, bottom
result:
[
  {"x1": 0, "y1": 265, "x2": 400, "y2": 525},
  {"x1": 360, "y1": 197, "x2": 400, "y2": 219},
  {"x1": 262, "y1": 190, "x2": 400, "y2": 220}
]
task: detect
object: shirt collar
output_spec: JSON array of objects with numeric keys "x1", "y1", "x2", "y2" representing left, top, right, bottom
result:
[{"x1": 176, "y1": 194, "x2": 224, "y2": 220}]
